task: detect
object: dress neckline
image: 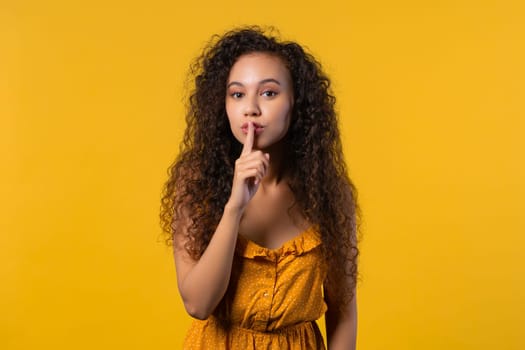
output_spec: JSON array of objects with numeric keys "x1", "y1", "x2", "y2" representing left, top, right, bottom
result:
[{"x1": 236, "y1": 225, "x2": 322, "y2": 261}]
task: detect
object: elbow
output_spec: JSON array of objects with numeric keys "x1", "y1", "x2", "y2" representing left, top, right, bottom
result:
[
  {"x1": 182, "y1": 299, "x2": 213, "y2": 320},
  {"x1": 178, "y1": 279, "x2": 223, "y2": 320},
  {"x1": 186, "y1": 306, "x2": 211, "y2": 321}
]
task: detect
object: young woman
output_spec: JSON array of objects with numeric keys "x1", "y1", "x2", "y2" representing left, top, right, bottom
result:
[{"x1": 160, "y1": 26, "x2": 361, "y2": 349}]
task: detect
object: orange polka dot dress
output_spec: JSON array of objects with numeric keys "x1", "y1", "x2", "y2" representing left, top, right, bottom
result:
[{"x1": 183, "y1": 226, "x2": 328, "y2": 349}]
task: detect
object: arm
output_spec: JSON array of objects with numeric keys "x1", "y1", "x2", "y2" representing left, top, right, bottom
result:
[
  {"x1": 324, "y1": 286, "x2": 358, "y2": 349},
  {"x1": 173, "y1": 203, "x2": 243, "y2": 320},
  {"x1": 173, "y1": 122, "x2": 269, "y2": 320}
]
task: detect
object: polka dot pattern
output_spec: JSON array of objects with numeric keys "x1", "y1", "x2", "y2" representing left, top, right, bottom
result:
[{"x1": 183, "y1": 226, "x2": 327, "y2": 349}]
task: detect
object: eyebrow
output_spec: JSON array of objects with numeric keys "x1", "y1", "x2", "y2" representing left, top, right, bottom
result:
[{"x1": 227, "y1": 78, "x2": 281, "y2": 88}]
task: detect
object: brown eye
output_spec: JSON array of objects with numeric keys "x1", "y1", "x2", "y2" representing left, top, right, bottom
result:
[
  {"x1": 262, "y1": 90, "x2": 278, "y2": 97},
  {"x1": 230, "y1": 92, "x2": 244, "y2": 98}
]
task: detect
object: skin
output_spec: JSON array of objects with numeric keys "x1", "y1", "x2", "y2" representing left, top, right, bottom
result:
[
  {"x1": 226, "y1": 53, "x2": 294, "y2": 156},
  {"x1": 224, "y1": 53, "x2": 309, "y2": 248},
  {"x1": 173, "y1": 52, "x2": 357, "y2": 349}
]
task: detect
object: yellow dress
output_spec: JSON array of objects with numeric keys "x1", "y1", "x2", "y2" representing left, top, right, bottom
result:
[{"x1": 183, "y1": 226, "x2": 328, "y2": 349}]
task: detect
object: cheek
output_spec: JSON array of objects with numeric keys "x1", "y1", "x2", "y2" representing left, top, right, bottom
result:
[
  {"x1": 225, "y1": 104, "x2": 235, "y2": 125},
  {"x1": 276, "y1": 101, "x2": 293, "y2": 125},
  {"x1": 225, "y1": 104, "x2": 242, "y2": 141}
]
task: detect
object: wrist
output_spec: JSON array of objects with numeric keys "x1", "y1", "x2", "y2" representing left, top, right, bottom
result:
[{"x1": 224, "y1": 201, "x2": 245, "y2": 218}]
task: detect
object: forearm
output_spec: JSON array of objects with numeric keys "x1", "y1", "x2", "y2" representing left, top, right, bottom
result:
[
  {"x1": 177, "y1": 122, "x2": 268, "y2": 319},
  {"x1": 178, "y1": 203, "x2": 243, "y2": 319}
]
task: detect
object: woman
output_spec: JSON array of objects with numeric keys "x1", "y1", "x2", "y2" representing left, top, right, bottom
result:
[{"x1": 160, "y1": 26, "x2": 361, "y2": 349}]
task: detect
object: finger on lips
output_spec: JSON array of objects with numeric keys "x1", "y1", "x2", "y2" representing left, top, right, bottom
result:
[
  {"x1": 241, "y1": 121, "x2": 254, "y2": 156},
  {"x1": 238, "y1": 121, "x2": 270, "y2": 186}
]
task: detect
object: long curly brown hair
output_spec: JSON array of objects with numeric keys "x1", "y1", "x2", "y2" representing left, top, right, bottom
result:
[{"x1": 160, "y1": 26, "x2": 362, "y2": 314}]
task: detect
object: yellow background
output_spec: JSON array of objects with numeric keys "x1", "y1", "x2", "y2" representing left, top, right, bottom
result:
[{"x1": 2, "y1": 0, "x2": 524, "y2": 349}]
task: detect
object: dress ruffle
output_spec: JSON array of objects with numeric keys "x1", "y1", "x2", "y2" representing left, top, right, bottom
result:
[{"x1": 235, "y1": 226, "x2": 322, "y2": 262}]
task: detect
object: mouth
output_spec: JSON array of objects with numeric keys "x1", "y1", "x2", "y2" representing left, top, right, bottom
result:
[{"x1": 241, "y1": 122, "x2": 264, "y2": 135}]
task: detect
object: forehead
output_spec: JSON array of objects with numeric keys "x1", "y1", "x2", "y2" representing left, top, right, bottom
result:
[{"x1": 227, "y1": 53, "x2": 292, "y2": 84}]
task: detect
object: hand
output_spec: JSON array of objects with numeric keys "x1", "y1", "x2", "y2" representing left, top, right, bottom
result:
[{"x1": 227, "y1": 122, "x2": 270, "y2": 212}]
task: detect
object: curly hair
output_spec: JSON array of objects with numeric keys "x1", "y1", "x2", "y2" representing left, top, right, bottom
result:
[{"x1": 160, "y1": 26, "x2": 362, "y2": 314}]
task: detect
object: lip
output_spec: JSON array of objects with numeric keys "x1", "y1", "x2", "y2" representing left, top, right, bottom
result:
[{"x1": 241, "y1": 122, "x2": 264, "y2": 135}]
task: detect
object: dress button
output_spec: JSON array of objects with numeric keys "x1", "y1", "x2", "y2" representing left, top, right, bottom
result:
[{"x1": 263, "y1": 291, "x2": 269, "y2": 298}]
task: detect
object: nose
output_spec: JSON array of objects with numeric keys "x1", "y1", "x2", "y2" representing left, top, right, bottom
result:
[{"x1": 243, "y1": 96, "x2": 261, "y2": 117}]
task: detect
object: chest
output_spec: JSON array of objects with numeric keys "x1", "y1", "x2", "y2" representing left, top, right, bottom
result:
[{"x1": 238, "y1": 184, "x2": 310, "y2": 249}]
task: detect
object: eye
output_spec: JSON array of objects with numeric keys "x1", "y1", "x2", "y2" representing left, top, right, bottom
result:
[
  {"x1": 230, "y1": 92, "x2": 244, "y2": 99},
  {"x1": 261, "y1": 90, "x2": 278, "y2": 97}
]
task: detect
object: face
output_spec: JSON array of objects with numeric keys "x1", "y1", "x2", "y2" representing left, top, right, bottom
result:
[{"x1": 225, "y1": 52, "x2": 294, "y2": 150}]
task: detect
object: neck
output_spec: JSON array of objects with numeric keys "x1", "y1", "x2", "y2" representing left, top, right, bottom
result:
[{"x1": 258, "y1": 138, "x2": 289, "y2": 186}]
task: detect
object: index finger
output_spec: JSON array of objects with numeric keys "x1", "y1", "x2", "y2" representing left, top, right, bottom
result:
[{"x1": 241, "y1": 121, "x2": 254, "y2": 155}]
